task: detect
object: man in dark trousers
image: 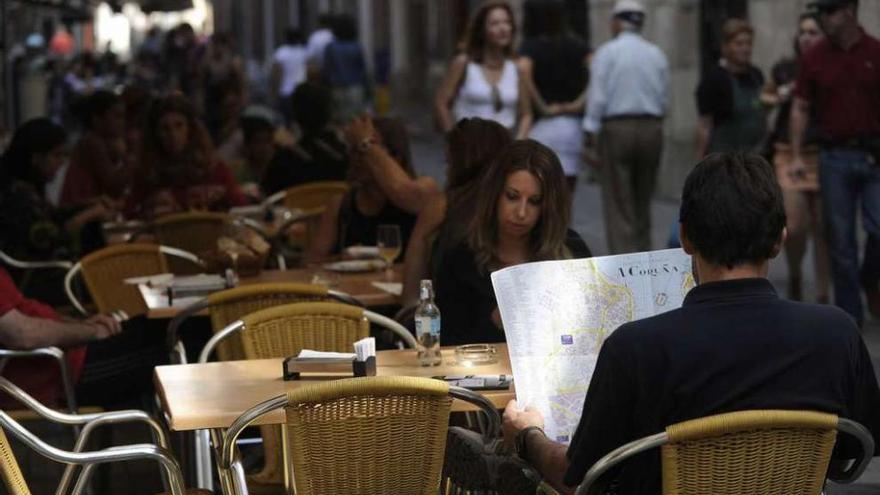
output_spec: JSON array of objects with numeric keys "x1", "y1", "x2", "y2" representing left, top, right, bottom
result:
[
  {"x1": 582, "y1": 0, "x2": 668, "y2": 255},
  {"x1": 503, "y1": 153, "x2": 880, "y2": 494},
  {"x1": 790, "y1": 0, "x2": 880, "y2": 326}
]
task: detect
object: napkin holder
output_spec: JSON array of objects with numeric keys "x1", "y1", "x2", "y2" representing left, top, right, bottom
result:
[{"x1": 283, "y1": 356, "x2": 376, "y2": 381}]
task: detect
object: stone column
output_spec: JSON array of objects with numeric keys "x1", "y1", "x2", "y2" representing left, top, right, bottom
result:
[{"x1": 358, "y1": 0, "x2": 374, "y2": 74}]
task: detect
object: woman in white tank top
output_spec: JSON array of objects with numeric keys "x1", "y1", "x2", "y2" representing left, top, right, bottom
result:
[{"x1": 435, "y1": 2, "x2": 532, "y2": 138}]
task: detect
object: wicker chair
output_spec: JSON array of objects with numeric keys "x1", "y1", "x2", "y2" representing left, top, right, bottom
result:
[
  {"x1": 217, "y1": 376, "x2": 500, "y2": 495},
  {"x1": 0, "y1": 377, "x2": 208, "y2": 495},
  {"x1": 152, "y1": 212, "x2": 231, "y2": 274},
  {"x1": 264, "y1": 181, "x2": 350, "y2": 251},
  {"x1": 191, "y1": 300, "x2": 412, "y2": 493},
  {"x1": 563, "y1": 409, "x2": 875, "y2": 495},
  {"x1": 264, "y1": 181, "x2": 350, "y2": 215},
  {"x1": 63, "y1": 243, "x2": 202, "y2": 316},
  {"x1": 168, "y1": 283, "x2": 358, "y2": 490},
  {"x1": 167, "y1": 283, "x2": 361, "y2": 366}
]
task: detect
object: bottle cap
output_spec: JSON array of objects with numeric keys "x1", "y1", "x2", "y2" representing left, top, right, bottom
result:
[{"x1": 419, "y1": 279, "x2": 433, "y2": 300}]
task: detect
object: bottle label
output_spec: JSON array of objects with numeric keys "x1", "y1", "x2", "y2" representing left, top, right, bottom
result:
[{"x1": 415, "y1": 316, "x2": 441, "y2": 338}]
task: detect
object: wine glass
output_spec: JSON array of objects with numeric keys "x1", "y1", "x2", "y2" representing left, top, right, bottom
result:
[{"x1": 376, "y1": 224, "x2": 401, "y2": 281}]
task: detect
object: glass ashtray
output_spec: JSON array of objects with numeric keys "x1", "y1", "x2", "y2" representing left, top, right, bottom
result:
[{"x1": 455, "y1": 344, "x2": 498, "y2": 367}]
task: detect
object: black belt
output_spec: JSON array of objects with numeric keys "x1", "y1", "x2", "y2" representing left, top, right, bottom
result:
[
  {"x1": 823, "y1": 137, "x2": 880, "y2": 150},
  {"x1": 602, "y1": 113, "x2": 663, "y2": 122}
]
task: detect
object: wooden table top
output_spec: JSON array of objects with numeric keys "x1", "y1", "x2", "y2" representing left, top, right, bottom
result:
[
  {"x1": 154, "y1": 344, "x2": 513, "y2": 431},
  {"x1": 145, "y1": 265, "x2": 402, "y2": 319}
]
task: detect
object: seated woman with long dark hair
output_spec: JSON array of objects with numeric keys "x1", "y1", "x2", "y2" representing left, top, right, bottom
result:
[
  {"x1": 308, "y1": 117, "x2": 425, "y2": 260},
  {"x1": 0, "y1": 118, "x2": 114, "y2": 263},
  {"x1": 401, "y1": 117, "x2": 512, "y2": 306},
  {"x1": 127, "y1": 94, "x2": 246, "y2": 218},
  {"x1": 435, "y1": 139, "x2": 591, "y2": 345}
]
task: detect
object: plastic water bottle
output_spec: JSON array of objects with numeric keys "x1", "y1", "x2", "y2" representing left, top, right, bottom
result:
[{"x1": 415, "y1": 279, "x2": 442, "y2": 366}]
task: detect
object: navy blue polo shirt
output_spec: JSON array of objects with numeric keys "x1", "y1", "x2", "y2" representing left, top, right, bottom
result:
[{"x1": 564, "y1": 278, "x2": 880, "y2": 493}]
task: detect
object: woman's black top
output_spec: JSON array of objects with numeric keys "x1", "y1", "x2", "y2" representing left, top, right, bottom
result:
[
  {"x1": 0, "y1": 181, "x2": 71, "y2": 260},
  {"x1": 696, "y1": 63, "x2": 766, "y2": 153},
  {"x1": 433, "y1": 229, "x2": 591, "y2": 346},
  {"x1": 520, "y1": 36, "x2": 590, "y2": 106},
  {"x1": 333, "y1": 188, "x2": 416, "y2": 258},
  {"x1": 696, "y1": 63, "x2": 764, "y2": 122}
]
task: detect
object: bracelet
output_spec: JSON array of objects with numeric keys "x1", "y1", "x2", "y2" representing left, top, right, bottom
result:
[
  {"x1": 515, "y1": 425, "x2": 546, "y2": 461},
  {"x1": 356, "y1": 137, "x2": 376, "y2": 153}
]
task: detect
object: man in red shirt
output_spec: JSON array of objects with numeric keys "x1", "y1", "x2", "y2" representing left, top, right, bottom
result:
[
  {"x1": 0, "y1": 267, "x2": 165, "y2": 408},
  {"x1": 791, "y1": 0, "x2": 880, "y2": 326}
]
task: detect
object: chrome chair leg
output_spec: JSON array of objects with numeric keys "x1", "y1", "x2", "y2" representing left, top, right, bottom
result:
[{"x1": 194, "y1": 428, "x2": 214, "y2": 491}]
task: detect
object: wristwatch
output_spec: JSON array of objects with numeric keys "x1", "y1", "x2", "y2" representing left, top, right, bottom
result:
[{"x1": 515, "y1": 425, "x2": 546, "y2": 461}]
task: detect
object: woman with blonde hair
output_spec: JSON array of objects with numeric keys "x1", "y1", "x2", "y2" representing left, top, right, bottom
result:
[
  {"x1": 695, "y1": 18, "x2": 768, "y2": 158},
  {"x1": 434, "y1": 1, "x2": 532, "y2": 138},
  {"x1": 434, "y1": 139, "x2": 590, "y2": 345},
  {"x1": 127, "y1": 94, "x2": 246, "y2": 218}
]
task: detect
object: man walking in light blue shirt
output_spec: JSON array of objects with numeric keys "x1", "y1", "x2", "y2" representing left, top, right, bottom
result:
[{"x1": 584, "y1": 0, "x2": 669, "y2": 254}]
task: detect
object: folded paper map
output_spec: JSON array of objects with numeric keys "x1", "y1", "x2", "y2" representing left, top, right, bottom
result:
[{"x1": 492, "y1": 249, "x2": 695, "y2": 443}]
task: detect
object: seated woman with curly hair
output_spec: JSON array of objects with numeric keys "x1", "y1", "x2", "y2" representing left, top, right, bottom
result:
[
  {"x1": 435, "y1": 139, "x2": 591, "y2": 345},
  {"x1": 127, "y1": 94, "x2": 246, "y2": 218}
]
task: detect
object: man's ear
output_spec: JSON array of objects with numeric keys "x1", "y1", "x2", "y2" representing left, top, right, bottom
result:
[
  {"x1": 679, "y1": 224, "x2": 694, "y2": 255},
  {"x1": 769, "y1": 227, "x2": 787, "y2": 259}
]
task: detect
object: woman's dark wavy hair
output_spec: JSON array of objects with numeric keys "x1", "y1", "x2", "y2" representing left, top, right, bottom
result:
[
  {"x1": 73, "y1": 89, "x2": 121, "y2": 130},
  {"x1": 138, "y1": 94, "x2": 216, "y2": 188},
  {"x1": 794, "y1": 12, "x2": 821, "y2": 58},
  {"x1": 680, "y1": 152, "x2": 786, "y2": 269},
  {"x1": 446, "y1": 117, "x2": 512, "y2": 191},
  {"x1": 461, "y1": 1, "x2": 516, "y2": 62},
  {"x1": 468, "y1": 139, "x2": 571, "y2": 271},
  {"x1": 0, "y1": 118, "x2": 67, "y2": 189}
]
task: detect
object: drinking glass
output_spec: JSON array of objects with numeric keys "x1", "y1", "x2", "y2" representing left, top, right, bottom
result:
[{"x1": 376, "y1": 224, "x2": 401, "y2": 281}]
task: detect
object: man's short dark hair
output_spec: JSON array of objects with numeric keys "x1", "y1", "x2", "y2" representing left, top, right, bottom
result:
[
  {"x1": 290, "y1": 82, "x2": 332, "y2": 133},
  {"x1": 241, "y1": 116, "x2": 275, "y2": 143},
  {"x1": 680, "y1": 152, "x2": 786, "y2": 269}
]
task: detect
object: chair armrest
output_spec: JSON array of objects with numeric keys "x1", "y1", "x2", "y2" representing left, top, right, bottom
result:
[
  {"x1": 220, "y1": 394, "x2": 288, "y2": 470},
  {"x1": 448, "y1": 386, "x2": 502, "y2": 443},
  {"x1": 165, "y1": 298, "x2": 210, "y2": 364},
  {"x1": 364, "y1": 310, "x2": 418, "y2": 349},
  {"x1": 58, "y1": 410, "x2": 171, "y2": 495},
  {"x1": 328, "y1": 289, "x2": 364, "y2": 308},
  {"x1": 0, "y1": 411, "x2": 185, "y2": 495},
  {"x1": 197, "y1": 320, "x2": 245, "y2": 363},
  {"x1": 831, "y1": 418, "x2": 876, "y2": 483},
  {"x1": 0, "y1": 348, "x2": 78, "y2": 413},
  {"x1": 0, "y1": 251, "x2": 73, "y2": 271},
  {"x1": 538, "y1": 481, "x2": 563, "y2": 494},
  {"x1": 574, "y1": 432, "x2": 668, "y2": 495},
  {"x1": 63, "y1": 262, "x2": 90, "y2": 316}
]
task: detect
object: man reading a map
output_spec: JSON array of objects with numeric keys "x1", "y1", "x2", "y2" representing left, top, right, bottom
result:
[{"x1": 501, "y1": 152, "x2": 880, "y2": 494}]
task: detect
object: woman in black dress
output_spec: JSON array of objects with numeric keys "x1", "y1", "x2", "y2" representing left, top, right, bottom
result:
[
  {"x1": 435, "y1": 139, "x2": 591, "y2": 345},
  {"x1": 308, "y1": 117, "x2": 421, "y2": 260}
]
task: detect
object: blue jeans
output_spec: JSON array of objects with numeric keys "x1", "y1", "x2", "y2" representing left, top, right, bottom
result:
[{"x1": 819, "y1": 148, "x2": 880, "y2": 325}]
